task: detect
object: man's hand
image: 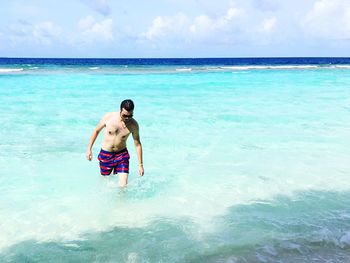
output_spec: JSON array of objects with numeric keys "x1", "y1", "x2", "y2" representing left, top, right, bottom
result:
[
  {"x1": 138, "y1": 164, "x2": 144, "y2": 176},
  {"x1": 86, "y1": 150, "x2": 92, "y2": 161}
]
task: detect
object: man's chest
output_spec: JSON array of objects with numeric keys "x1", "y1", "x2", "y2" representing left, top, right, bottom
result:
[{"x1": 105, "y1": 121, "x2": 130, "y2": 136}]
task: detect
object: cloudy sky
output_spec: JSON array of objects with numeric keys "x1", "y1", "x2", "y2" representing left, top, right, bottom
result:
[{"x1": 0, "y1": 0, "x2": 349, "y2": 58}]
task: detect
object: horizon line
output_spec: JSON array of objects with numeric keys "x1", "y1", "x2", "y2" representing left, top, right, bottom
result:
[{"x1": 1, "y1": 56, "x2": 350, "y2": 60}]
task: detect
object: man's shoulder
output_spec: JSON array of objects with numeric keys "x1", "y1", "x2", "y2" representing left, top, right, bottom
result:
[
  {"x1": 129, "y1": 119, "x2": 139, "y2": 130},
  {"x1": 132, "y1": 118, "x2": 139, "y2": 126},
  {"x1": 104, "y1": 112, "x2": 118, "y2": 119}
]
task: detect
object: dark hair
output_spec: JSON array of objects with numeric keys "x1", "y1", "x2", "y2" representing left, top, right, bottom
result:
[{"x1": 120, "y1": 99, "x2": 134, "y2": 111}]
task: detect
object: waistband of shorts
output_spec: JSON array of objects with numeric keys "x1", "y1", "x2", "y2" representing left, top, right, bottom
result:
[{"x1": 100, "y1": 148, "x2": 128, "y2": 154}]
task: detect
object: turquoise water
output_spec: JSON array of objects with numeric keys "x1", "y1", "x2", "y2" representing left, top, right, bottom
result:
[{"x1": 1, "y1": 66, "x2": 350, "y2": 262}]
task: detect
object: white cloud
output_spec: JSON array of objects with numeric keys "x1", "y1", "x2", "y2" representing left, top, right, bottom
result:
[
  {"x1": 189, "y1": 15, "x2": 212, "y2": 35},
  {"x1": 142, "y1": 4, "x2": 287, "y2": 48},
  {"x1": 190, "y1": 7, "x2": 242, "y2": 36},
  {"x1": 9, "y1": 22, "x2": 31, "y2": 37},
  {"x1": 189, "y1": 7, "x2": 242, "y2": 36},
  {"x1": 78, "y1": 16, "x2": 114, "y2": 42},
  {"x1": 142, "y1": 16, "x2": 168, "y2": 40},
  {"x1": 218, "y1": 7, "x2": 241, "y2": 26},
  {"x1": 302, "y1": 0, "x2": 350, "y2": 39},
  {"x1": 141, "y1": 13, "x2": 189, "y2": 40},
  {"x1": 8, "y1": 20, "x2": 61, "y2": 45},
  {"x1": 260, "y1": 17, "x2": 277, "y2": 33},
  {"x1": 32, "y1": 22, "x2": 62, "y2": 43},
  {"x1": 78, "y1": 16, "x2": 95, "y2": 30},
  {"x1": 141, "y1": 6, "x2": 243, "y2": 42}
]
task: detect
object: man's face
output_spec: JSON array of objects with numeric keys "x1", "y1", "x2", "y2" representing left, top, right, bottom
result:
[{"x1": 120, "y1": 108, "x2": 134, "y2": 123}]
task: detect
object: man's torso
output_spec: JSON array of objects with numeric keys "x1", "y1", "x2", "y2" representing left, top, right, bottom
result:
[{"x1": 101, "y1": 112, "x2": 136, "y2": 152}]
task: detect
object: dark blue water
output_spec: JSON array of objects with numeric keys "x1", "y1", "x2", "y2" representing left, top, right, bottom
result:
[{"x1": 1, "y1": 57, "x2": 350, "y2": 66}]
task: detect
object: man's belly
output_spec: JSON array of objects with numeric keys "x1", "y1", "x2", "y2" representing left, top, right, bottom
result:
[{"x1": 102, "y1": 137, "x2": 127, "y2": 152}]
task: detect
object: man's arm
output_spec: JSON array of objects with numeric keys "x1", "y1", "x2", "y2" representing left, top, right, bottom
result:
[
  {"x1": 132, "y1": 122, "x2": 144, "y2": 176},
  {"x1": 86, "y1": 113, "x2": 109, "y2": 161}
]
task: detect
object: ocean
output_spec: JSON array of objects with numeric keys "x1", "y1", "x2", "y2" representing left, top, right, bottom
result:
[{"x1": 0, "y1": 57, "x2": 350, "y2": 262}]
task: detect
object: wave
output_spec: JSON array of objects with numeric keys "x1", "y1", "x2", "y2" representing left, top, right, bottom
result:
[
  {"x1": 0, "y1": 68, "x2": 24, "y2": 73},
  {"x1": 175, "y1": 68, "x2": 192, "y2": 72},
  {"x1": 1, "y1": 64, "x2": 350, "y2": 75},
  {"x1": 332, "y1": 65, "x2": 350, "y2": 69},
  {"x1": 271, "y1": 65, "x2": 318, "y2": 69},
  {"x1": 220, "y1": 65, "x2": 319, "y2": 70}
]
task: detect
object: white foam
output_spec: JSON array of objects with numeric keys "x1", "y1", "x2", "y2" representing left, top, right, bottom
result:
[
  {"x1": 272, "y1": 65, "x2": 318, "y2": 69},
  {"x1": 89, "y1": 67, "x2": 99, "y2": 70},
  {"x1": 340, "y1": 231, "x2": 350, "y2": 248},
  {"x1": 220, "y1": 66, "x2": 267, "y2": 70},
  {"x1": 204, "y1": 67, "x2": 222, "y2": 71},
  {"x1": 176, "y1": 68, "x2": 192, "y2": 72},
  {"x1": 0, "y1": 68, "x2": 24, "y2": 73},
  {"x1": 220, "y1": 65, "x2": 319, "y2": 70},
  {"x1": 334, "y1": 65, "x2": 350, "y2": 69}
]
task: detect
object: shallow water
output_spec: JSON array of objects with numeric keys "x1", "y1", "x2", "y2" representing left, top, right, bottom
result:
[{"x1": 0, "y1": 62, "x2": 350, "y2": 262}]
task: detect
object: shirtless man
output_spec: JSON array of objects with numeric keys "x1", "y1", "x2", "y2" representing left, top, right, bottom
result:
[{"x1": 86, "y1": 99, "x2": 144, "y2": 187}]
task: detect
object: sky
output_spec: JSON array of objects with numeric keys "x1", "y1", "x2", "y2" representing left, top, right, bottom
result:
[{"x1": 0, "y1": 0, "x2": 349, "y2": 58}]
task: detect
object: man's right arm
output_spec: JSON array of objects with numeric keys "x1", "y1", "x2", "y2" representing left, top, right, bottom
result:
[{"x1": 86, "y1": 113, "x2": 109, "y2": 161}]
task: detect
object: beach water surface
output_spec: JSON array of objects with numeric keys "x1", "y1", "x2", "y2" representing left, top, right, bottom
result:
[{"x1": 0, "y1": 59, "x2": 350, "y2": 262}]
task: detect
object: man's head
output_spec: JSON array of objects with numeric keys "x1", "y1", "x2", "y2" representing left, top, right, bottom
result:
[{"x1": 120, "y1": 99, "x2": 134, "y2": 122}]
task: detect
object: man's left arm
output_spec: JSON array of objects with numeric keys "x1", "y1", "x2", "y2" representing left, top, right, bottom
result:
[{"x1": 132, "y1": 122, "x2": 144, "y2": 176}]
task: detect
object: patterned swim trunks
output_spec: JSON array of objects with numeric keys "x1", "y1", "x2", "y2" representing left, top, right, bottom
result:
[{"x1": 97, "y1": 148, "x2": 130, "y2": 176}]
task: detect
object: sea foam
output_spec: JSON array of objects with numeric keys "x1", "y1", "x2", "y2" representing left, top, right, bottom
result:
[
  {"x1": 220, "y1": 65, "x2": 319, "y2": 70},
  {"x1": 0, "y1": 68, "x2": 24, "y2": 73}
]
